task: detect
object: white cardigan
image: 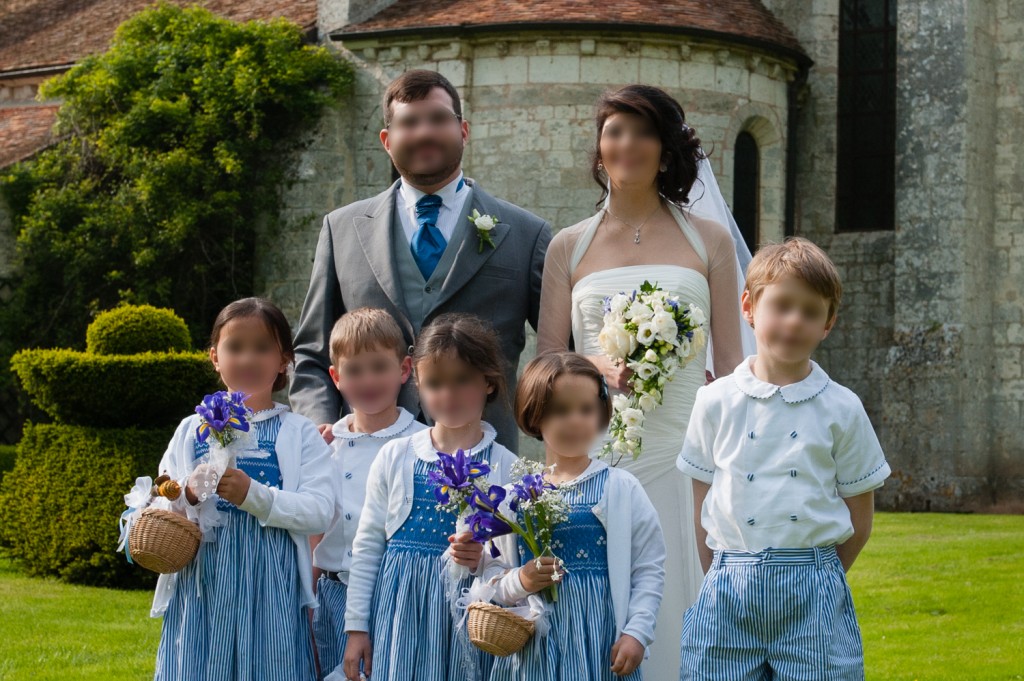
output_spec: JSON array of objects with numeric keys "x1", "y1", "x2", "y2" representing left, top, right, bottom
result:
[
  {"x1": 344, "y1": 424, "x2": 518, "y2": 632},
  {"x1": 489, "y1": 460, "x2": 666, "y2": 649},
  {"x1": 149, "y1": 404, "x2": 334, "y2": 617}
]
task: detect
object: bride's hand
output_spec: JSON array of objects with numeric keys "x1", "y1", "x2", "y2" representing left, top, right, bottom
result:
[{"x1": 588, "y1": 355, "x2": 633, "y2": 393}]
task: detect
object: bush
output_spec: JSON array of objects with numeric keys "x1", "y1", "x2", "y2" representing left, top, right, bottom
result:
[
  {"x1": 10, "y1": 349, "x2": 218, "y2": 427},
  {"x1": 0, "y1": 444, "x2": 16, "y2": 483},
  {"x1": 86, "y1": 304, "x2": 191, "y2": 356},
  {"x1": 0, "y1": 423, "x2": 167, "y2": 588}
]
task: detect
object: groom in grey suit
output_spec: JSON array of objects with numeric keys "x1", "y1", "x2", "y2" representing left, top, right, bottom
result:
[{"x1": 290, "y1": 70, "x2": 551, "y2": 452}]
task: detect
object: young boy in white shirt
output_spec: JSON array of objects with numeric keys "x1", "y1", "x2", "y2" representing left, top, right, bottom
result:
[
  {"x1": 677, "y1": 237, "x2": 890, "y2": 681},
  {"x1": 309, "y1": 308, "x2": 426, "y2": 681}
]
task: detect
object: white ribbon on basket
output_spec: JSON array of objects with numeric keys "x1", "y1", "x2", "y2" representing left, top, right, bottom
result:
[
  {"x1": 117, "y1": 476, "x2": 154, "y2": 559},
  {"x1": 455, "y1": 577, "x2": 552, "y2": 639}
]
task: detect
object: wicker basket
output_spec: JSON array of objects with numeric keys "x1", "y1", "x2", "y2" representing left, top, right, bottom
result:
[
  {"x1": 467, "y1": 602, "x2": 535, "y2": 656},
  {"x1": 128, "y1": 508, "x2": 202, "y2": 574}
]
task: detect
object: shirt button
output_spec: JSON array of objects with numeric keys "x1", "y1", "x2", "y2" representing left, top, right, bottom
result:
[
  {"x1": 746, "y1": 517, "x2": 756, "y2": 526},
  {"x1": 348, "y1": 440, "x2": 355, "y2": 447},
  {"x1": 345, "y1": 472, "x2": 353, "y2": 479},
  {"x1": 345, "y1": 513, "x2": 352, "y2": 520},
  {"x1": 790, "y1": 469, "x2": 798, "y2": 477},
  {"x1": 746, "y1": 473, "x2": 755, "y2": 482},
  {"x1": 347, "y1": 550, "x2": 353, "y2": 557},
  {"x1": 790, "y1": 514, "x2": 799, "y2": 521}
]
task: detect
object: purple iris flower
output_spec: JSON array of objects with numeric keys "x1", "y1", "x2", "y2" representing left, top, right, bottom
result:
[
  {"x1": 466, "y1": 510, "x2": 514, "y2": 557},
  {"x1": 468, "y1": 484, "x2": 506, "y2": 514},
  {"x1": 510, "y1": 473, "x2": 555, "y2": 512},
  {"x1": 427, "y1": 449, "x2": 491, "y2": 505},
  {"x1": 194, "y1": 391, "x2": 250, "y2": 443}
]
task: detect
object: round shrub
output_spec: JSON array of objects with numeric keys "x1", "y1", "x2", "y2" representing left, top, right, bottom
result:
[{"x1": 86, "y1": 305, "x2": 192, "y2": 356}]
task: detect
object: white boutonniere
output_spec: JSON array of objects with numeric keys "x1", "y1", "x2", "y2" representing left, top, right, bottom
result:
[{"x1": 468, "y1": 209, "x2": 499, "y2": 253}]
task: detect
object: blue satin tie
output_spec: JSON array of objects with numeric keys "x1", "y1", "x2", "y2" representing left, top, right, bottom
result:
[
  {"x1": 409, "y1": 178, "x2": 464, "y2": 279},
  {"x1": 411, "y1": 194, "x2": 445, "y2": 279}
]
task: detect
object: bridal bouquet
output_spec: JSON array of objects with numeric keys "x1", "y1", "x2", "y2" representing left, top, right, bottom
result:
[
  {"x1": 462, "y1": 460, "x2": 569, "y2": 602},
  {"x1": 598, "y1": 280, "x2": 706, "y2": 462}
]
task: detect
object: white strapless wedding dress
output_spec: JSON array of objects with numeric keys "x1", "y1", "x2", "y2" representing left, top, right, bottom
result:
[{"x1": 569, "y1": 208, "x2": 709, "y2": 678}]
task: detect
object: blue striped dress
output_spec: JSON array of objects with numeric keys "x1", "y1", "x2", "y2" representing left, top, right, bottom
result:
[
  {"x1": 367, "y1": 452, "x2": 494, "y2": 681},
  {"x1": 490, "y1": 468, "x2": 642, "y2": 681},
  {"x1": 155, "y1": 413, "x2": 316, "y2": 681}
]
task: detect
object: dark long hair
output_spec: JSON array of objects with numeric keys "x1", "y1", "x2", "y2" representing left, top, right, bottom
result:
[
  {"x1": 209, "y1": 297, "x2": 295, "y2": 392},
  {"x1": 591, "y1": 84, "x2": 706, "y2": 207}
]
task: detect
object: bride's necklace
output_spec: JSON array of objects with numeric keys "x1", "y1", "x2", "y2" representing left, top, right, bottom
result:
[{"x1": 605, "y1": 202, "x2": 662, "y2": 245}]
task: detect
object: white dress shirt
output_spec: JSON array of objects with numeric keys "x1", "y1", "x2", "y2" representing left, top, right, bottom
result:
[
  {"x1": 678, "y1": 357, "x2": 891, "y2": 553},
  {"x1": 395, "y1": 171, "x2": 470, "y2": 245},
  {"x1": 312, "y1": 408, "x2": 426, "y2": 579}
]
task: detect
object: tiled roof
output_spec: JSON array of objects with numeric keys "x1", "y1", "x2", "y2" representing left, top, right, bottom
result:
[
  {"x1": 0, "y1": 0, "x2": 317, "y2": 76},
  {"x1": 333, "y1": 0, "x2": 805, "y2": 59},
  {"x1": 0, "y1": 104, "x2": 60, "y2": 168}
]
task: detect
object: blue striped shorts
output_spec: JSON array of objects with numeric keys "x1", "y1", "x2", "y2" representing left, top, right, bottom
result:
[{"x1": 680, "y1": 546, "x2": 864, "y2": 681}]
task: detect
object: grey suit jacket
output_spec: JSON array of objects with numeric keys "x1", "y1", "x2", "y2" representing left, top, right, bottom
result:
[{"x1": 289, "y1": 177, "x2": 552, "y2": 452}]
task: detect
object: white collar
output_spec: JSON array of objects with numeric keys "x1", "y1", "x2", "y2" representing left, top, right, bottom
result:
[
  {"x1": 399, "y1": 171, "x2": 466, "y2": 209},
  {"x1": 555, "y1": 458, "x2": 608, "y2": 487},
  {"x1": 331, "y1": 407, "x2": 416, "y2": 441},
  {"x1": 732, "y1": 356, "x2": 831, "y2": 404},
  {"x1": 411, "y1": 421, "x2": 497, "y2": 462},
  {"x1": 249, "y1": 402, "x2": 290, "y2": 422}
]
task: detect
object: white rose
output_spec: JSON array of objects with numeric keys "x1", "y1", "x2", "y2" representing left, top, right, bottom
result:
[
  {"x1": 475, "y1": 214, "x2": 495, "y2": 231},
  {"x1": 620, "y1": 408, "x2": 644, "y2": 428},
  {"x1": 612, "y1": 394, "x2": 630, "y2": 412},
  {"x1": 636, "y1": 322, "x2": 657, "y2": 345},
  {"x1": 599, "y1": 324, "x2": 633, "y2": 359},
  {"x1": 652, "y1": 310, "x2": 678, "y2": 342},
  {"x1": 609, "y1": 293, "x2": 631, "y2": 317},
  {"x1": 627, "y1": 301, "x2": 654, "y2": 322}
]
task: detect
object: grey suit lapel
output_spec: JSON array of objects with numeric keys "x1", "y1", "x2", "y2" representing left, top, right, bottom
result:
[
  {"x1": 432, "y1": 179, "x2": 510, "y2": 314},
  {"x1": 352, "y1": 181, "x2": 415, "y2": 335}
]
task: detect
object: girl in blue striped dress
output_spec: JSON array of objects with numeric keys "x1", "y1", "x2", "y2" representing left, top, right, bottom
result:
[
  {"x1": 151, "y1": 298, "x2": 334, "y2": 681},
  {"x1": 343, "y1": 314, "x2": 519, "y2": 681},
  {"x1": 487, "y1": 352, "x2": 666, "y2": 680}
]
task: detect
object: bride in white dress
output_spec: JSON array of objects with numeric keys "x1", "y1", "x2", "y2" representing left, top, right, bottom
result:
[{"x1": 537, "y1": 85, "x2": 751, "y2": 678}]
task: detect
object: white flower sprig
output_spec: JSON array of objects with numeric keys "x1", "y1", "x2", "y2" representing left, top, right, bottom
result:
[
  {"x1": 598, "y1": 280, "x2": 707, "y2": 463},
  {"x1": 468, "y1": 209, "x2": 499, "y2": 252}
]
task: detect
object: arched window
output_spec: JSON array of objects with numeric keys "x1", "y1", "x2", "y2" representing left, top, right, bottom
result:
[
  {"x1": 836, "y1": 0, "x2": 897, "y2": 231},
  {"x1": 733, "y1": 131, "x2": 760, "y2": 254}
]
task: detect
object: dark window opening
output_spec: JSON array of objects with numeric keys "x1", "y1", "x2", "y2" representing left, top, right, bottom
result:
[
  {"x1": 836, "y1": 0, "x2": 897, "y2": 231},
  {"x1": 733, "y1": 131, "x2": 760, "y2": 253}
]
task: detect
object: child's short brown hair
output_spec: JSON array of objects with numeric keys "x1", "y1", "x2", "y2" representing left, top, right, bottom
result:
[
  {"x1": 413, "y1": 313, "x2": 507, "y2": 404},
  {"x1": 516, "y1": 352, "x2": 612, "y2": 439},
  {"x1": 329, "y1": 308, "x2": 407, "y2": 366},
  {"x1": 745, "y1": 237, "x2": 843, "y2": 323}
]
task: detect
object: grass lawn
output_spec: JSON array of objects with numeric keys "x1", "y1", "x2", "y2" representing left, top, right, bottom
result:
[{"x1": 0, "y1": 512, "x2": 1021, "y2": 680}]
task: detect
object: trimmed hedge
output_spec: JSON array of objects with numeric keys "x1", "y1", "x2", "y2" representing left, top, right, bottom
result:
[
  {"x1": 86, "y1": 304, "x2": 192, "y2": 356},
  {"x1": 0, "y1": 444, "x2": 16, "y2": 483},
  {"x1": 0, "y1": 423, "x2": 166, "y2": 588},
  {"x1": 10, "y1": 349, "x2": 218, "y2": 427}
]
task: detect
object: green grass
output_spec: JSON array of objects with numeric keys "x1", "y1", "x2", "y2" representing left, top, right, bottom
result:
[
  {"x1": 0, "y1": 513, "x2": 1021, "y2": 680},
  {"x1": 0, "y1": 556, "x2": 160, "y2": 680},
  {"x1": 849, "y1": 513, "x2": 1024, "y2": 681}
]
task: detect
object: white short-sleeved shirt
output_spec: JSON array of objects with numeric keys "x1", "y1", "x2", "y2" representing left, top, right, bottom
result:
[
  {"x1": 312, "y1": 408, "x2": 426, "y2": 577},
  {"x1": 677, "y1": 356, "x2": 890, "y2": 552}
]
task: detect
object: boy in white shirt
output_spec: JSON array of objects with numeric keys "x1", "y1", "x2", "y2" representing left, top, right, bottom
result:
[
  {"x1": 677, "y1": 237, "x2": 890, "y2": 681},
  {"x1": 310, "y1": 308, "x2": 426, "y2": 681}
]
